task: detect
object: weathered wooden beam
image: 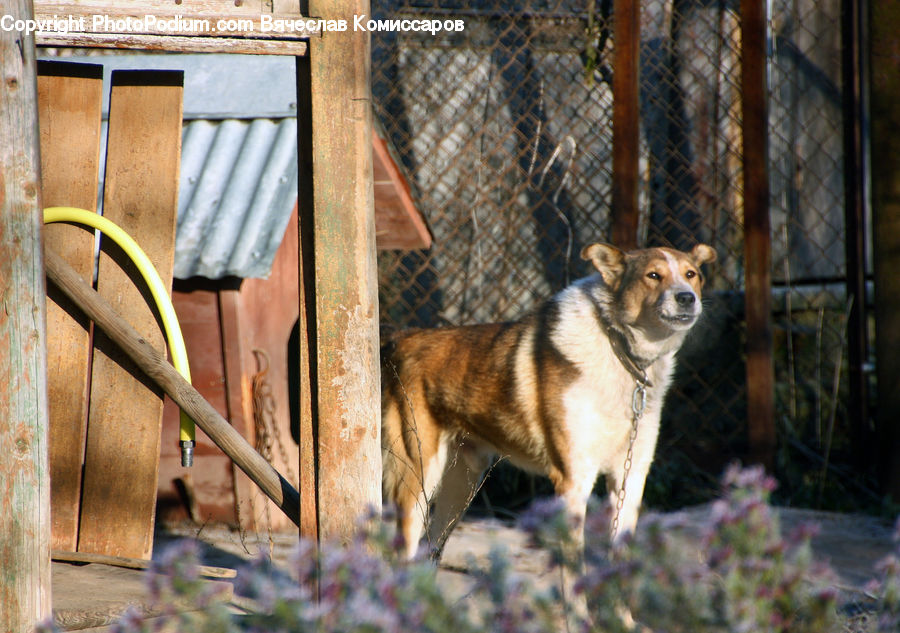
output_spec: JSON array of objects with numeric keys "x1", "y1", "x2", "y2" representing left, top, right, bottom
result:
[
  {"x1": 296, "y1": 54, "x2": 320, "y2": 544},
  {"x1": 37, "y1": 32, "x2": 308, "y2": 55},
  {"x1": 43, "y1": 249, "x2": 301, "y2": 528},
  {"x1": 51, "y1": 549, "x2": 236, "y2": 578},
  {"x1": 304, "y1": 0, "x2": 381, "y2": 543},
  {"x1": 871, "y1": 0, "x2": 900, "y2": 497},
  {"x1": 0, "y1": 0, "x2": 53, "y2": 626},
  {"x1": 77, "y1": 70, "x2": 183, "y2": 560},
  {"x1": 611, "y1": 0, "x2": 640, "y2": 249},
  {"x1": 740, "y1": 0, "x2": 776, "y2": 468},
  {"x1": 37, "y1": 59, "x2": 104, "y2": 554},
  {"x1": 32, "y1": 0, "x2": 313, "y2": 55},
  {"x1": 217, "y1": 288, "x2": 261, "y2": 533}
]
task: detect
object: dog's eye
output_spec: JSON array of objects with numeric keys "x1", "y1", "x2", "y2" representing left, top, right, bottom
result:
[
  {"x1": 685, "y1": 270, "x2": 696, "y2": 279},
  {"x1": 647, "y1": 271, "x2": 661, "y2": 281}
]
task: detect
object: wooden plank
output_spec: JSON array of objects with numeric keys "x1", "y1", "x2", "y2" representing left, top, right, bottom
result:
[
  {"x1": 0, "y1": 0, "x2": 53, "y2": 626},
  {"x1": 34, "y1": 0, "x2": 312, "y2": 34},
  {"x1": 296, "y1": 54, "x2": 320, "y2": 544},
  {"x1": 37, "y1": 33, "x2": 308, "y2": 56},
  {"x1": 871, "y1": 0, "x2": 900, "y2": 496},
  {"x1": 372, "y1": 128, "x2": 432, "y2": 250},
  {"x1": 305, "y1": 0, "x2": 381, "y2": 542},
  {"x1": 77, "y1": 70, "x2": 183, "y2": 560},
  {"x1": 218, "y1": 287, "x2": 261, "y2": 532},
  {"x1": 740, "y1": 0, "x2": 776, "y2": 468},
  {"x1": 37, "y1": 59, "x2": 104, "y2": 554},
  {"x1": 33, "y1": 0, "x2": 316, "y2": 53},
  {"x1": 611, "y1": 0, "x2": 640, "y2": 249},
  {"x1": 157, "y1": 284, "x2": 239, "y2": 525}
]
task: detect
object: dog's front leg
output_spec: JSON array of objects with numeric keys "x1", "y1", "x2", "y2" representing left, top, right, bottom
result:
[{"x1": 555, "y1": 484, "x2": 593, "y2": 631}]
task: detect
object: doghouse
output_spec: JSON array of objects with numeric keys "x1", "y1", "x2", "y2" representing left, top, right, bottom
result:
[{"x1": 92, "y1": 54, "x2": 434, "y2": 531}]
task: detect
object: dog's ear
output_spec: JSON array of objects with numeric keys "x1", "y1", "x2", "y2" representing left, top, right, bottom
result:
[
  {"x1": 690, "y1": 243, "x2": 717, "y2": 266},
  {"x1": 581, "y1": 243, "x2": 626, "y2": 288}
]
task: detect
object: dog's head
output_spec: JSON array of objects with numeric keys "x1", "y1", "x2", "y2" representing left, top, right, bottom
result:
[{"x1": 581, "y1": 242, "x2": 717, "y2": 336}]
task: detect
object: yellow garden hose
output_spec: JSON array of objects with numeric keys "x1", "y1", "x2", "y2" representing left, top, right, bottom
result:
[{"x1": 43, "y1": 207, "x2": 196, "y2": 466}]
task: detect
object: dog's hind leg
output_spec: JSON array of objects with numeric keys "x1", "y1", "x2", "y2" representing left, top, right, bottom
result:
[
  {"x1": 396, "y1": 487, "x2": 429, "y2": 559},
  {"x1": 382, "y1": 399, "x2": 434, "y2": 559}
]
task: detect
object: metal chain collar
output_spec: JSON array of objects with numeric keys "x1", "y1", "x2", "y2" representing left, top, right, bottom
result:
[{"x1": 610, "y1": 374, "x2": 648, "y2": 540}]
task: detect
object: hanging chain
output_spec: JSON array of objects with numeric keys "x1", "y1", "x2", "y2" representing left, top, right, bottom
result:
[
  {"x1": 610, "y1": 374, "x2": 647, "y2": 540},
  {"x1": 252, "y1": 349, "x2": 299, "y2": 486}
]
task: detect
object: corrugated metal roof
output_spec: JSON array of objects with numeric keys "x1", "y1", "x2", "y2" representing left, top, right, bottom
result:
[
  {"x1": 175, "y1": 118, "x2": 298, "y2": 279},
  {"x1": 42, "y1": 53, "x2": 430, "y2": 279}
]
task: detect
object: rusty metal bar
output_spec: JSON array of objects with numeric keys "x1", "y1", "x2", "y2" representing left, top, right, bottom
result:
[
  {"x1": 611, "y1": 0, "x2": 640, "y2": 249},
  {"x1": 740, "y1": 0, "x2": 776, "y2": 468},
  {"x1": 871, "y1": 0, "x2": 900, "y2": 497}
]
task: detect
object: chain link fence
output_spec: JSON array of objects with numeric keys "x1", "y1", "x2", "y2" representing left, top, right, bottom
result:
[
  {"x1": 371, "y1": 0, "x2": 868, "y2": 512},
  {"x1": 766, "y1": 0, "x2": 864, "y2": 511}
]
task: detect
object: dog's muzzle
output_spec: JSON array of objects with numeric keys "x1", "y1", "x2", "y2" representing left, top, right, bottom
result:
[{"x1": 660, "y1": 288, "x2": 701, "y2": 326}]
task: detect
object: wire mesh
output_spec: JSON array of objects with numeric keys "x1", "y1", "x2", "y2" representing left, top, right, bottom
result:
[{"x1": 371, "y1": 0, "x2": 867, "y2": 511}]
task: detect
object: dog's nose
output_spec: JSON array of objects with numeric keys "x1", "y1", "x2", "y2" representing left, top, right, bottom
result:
[{"x1": 675, "y1": 291, "x2": 696, "y2": 307}]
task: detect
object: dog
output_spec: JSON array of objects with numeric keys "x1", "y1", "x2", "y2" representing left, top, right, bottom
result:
[{"x1": 381, "y1": 241, "x2": 716, "y2": 560}]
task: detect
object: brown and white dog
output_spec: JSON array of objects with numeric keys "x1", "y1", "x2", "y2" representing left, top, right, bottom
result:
[{"x1": 381, "y1": 242, "x2": 716, "y2": 559}]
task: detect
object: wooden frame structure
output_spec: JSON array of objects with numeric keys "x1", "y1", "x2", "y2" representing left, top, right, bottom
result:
[{"x1": 1, "y1": 0, "x2": 380, "y2": 629}]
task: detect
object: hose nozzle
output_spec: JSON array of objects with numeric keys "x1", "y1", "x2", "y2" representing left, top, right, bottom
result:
[{"x1": 180, "y1": 440, "x2": 195, "y2": 468}]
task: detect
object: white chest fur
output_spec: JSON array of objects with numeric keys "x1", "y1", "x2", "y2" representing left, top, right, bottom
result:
[{"x1": 551, "y1": 285, "x2": 677, "y2": 480}]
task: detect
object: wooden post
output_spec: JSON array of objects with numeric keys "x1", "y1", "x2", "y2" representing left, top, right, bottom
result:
[
  {"x1": 611, "y1": 0, "x2": 641, "y2": 249},
  {"x1": 871, "y1": 0, "x2": 900, "y2": 497},
  {"x1": 296, "y1": 54, "x2": 320, "y2": 544},
  {"x1": 0, "y1": 0, "x2": 53, "y2": 626},
  {"x1": 299, "y1": 0, "x2": 381, "y2": 544},
  {"x1": 740, "y1": 0, "x2": 776, "y2": 468}
]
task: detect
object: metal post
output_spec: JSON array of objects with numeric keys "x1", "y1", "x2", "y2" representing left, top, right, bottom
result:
[
  {"x1": 611, "y1": 0, "x2": 641, "y2": 249},
  {"x1": 740, "y1": 0, "x2": 776, "y2": 468},
  {"x1": 871, "y1": 0, "x2": 900, "y2": 497},
  {"x1": 841, "y1": 0, "x2": 872, "y2": 469}
]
